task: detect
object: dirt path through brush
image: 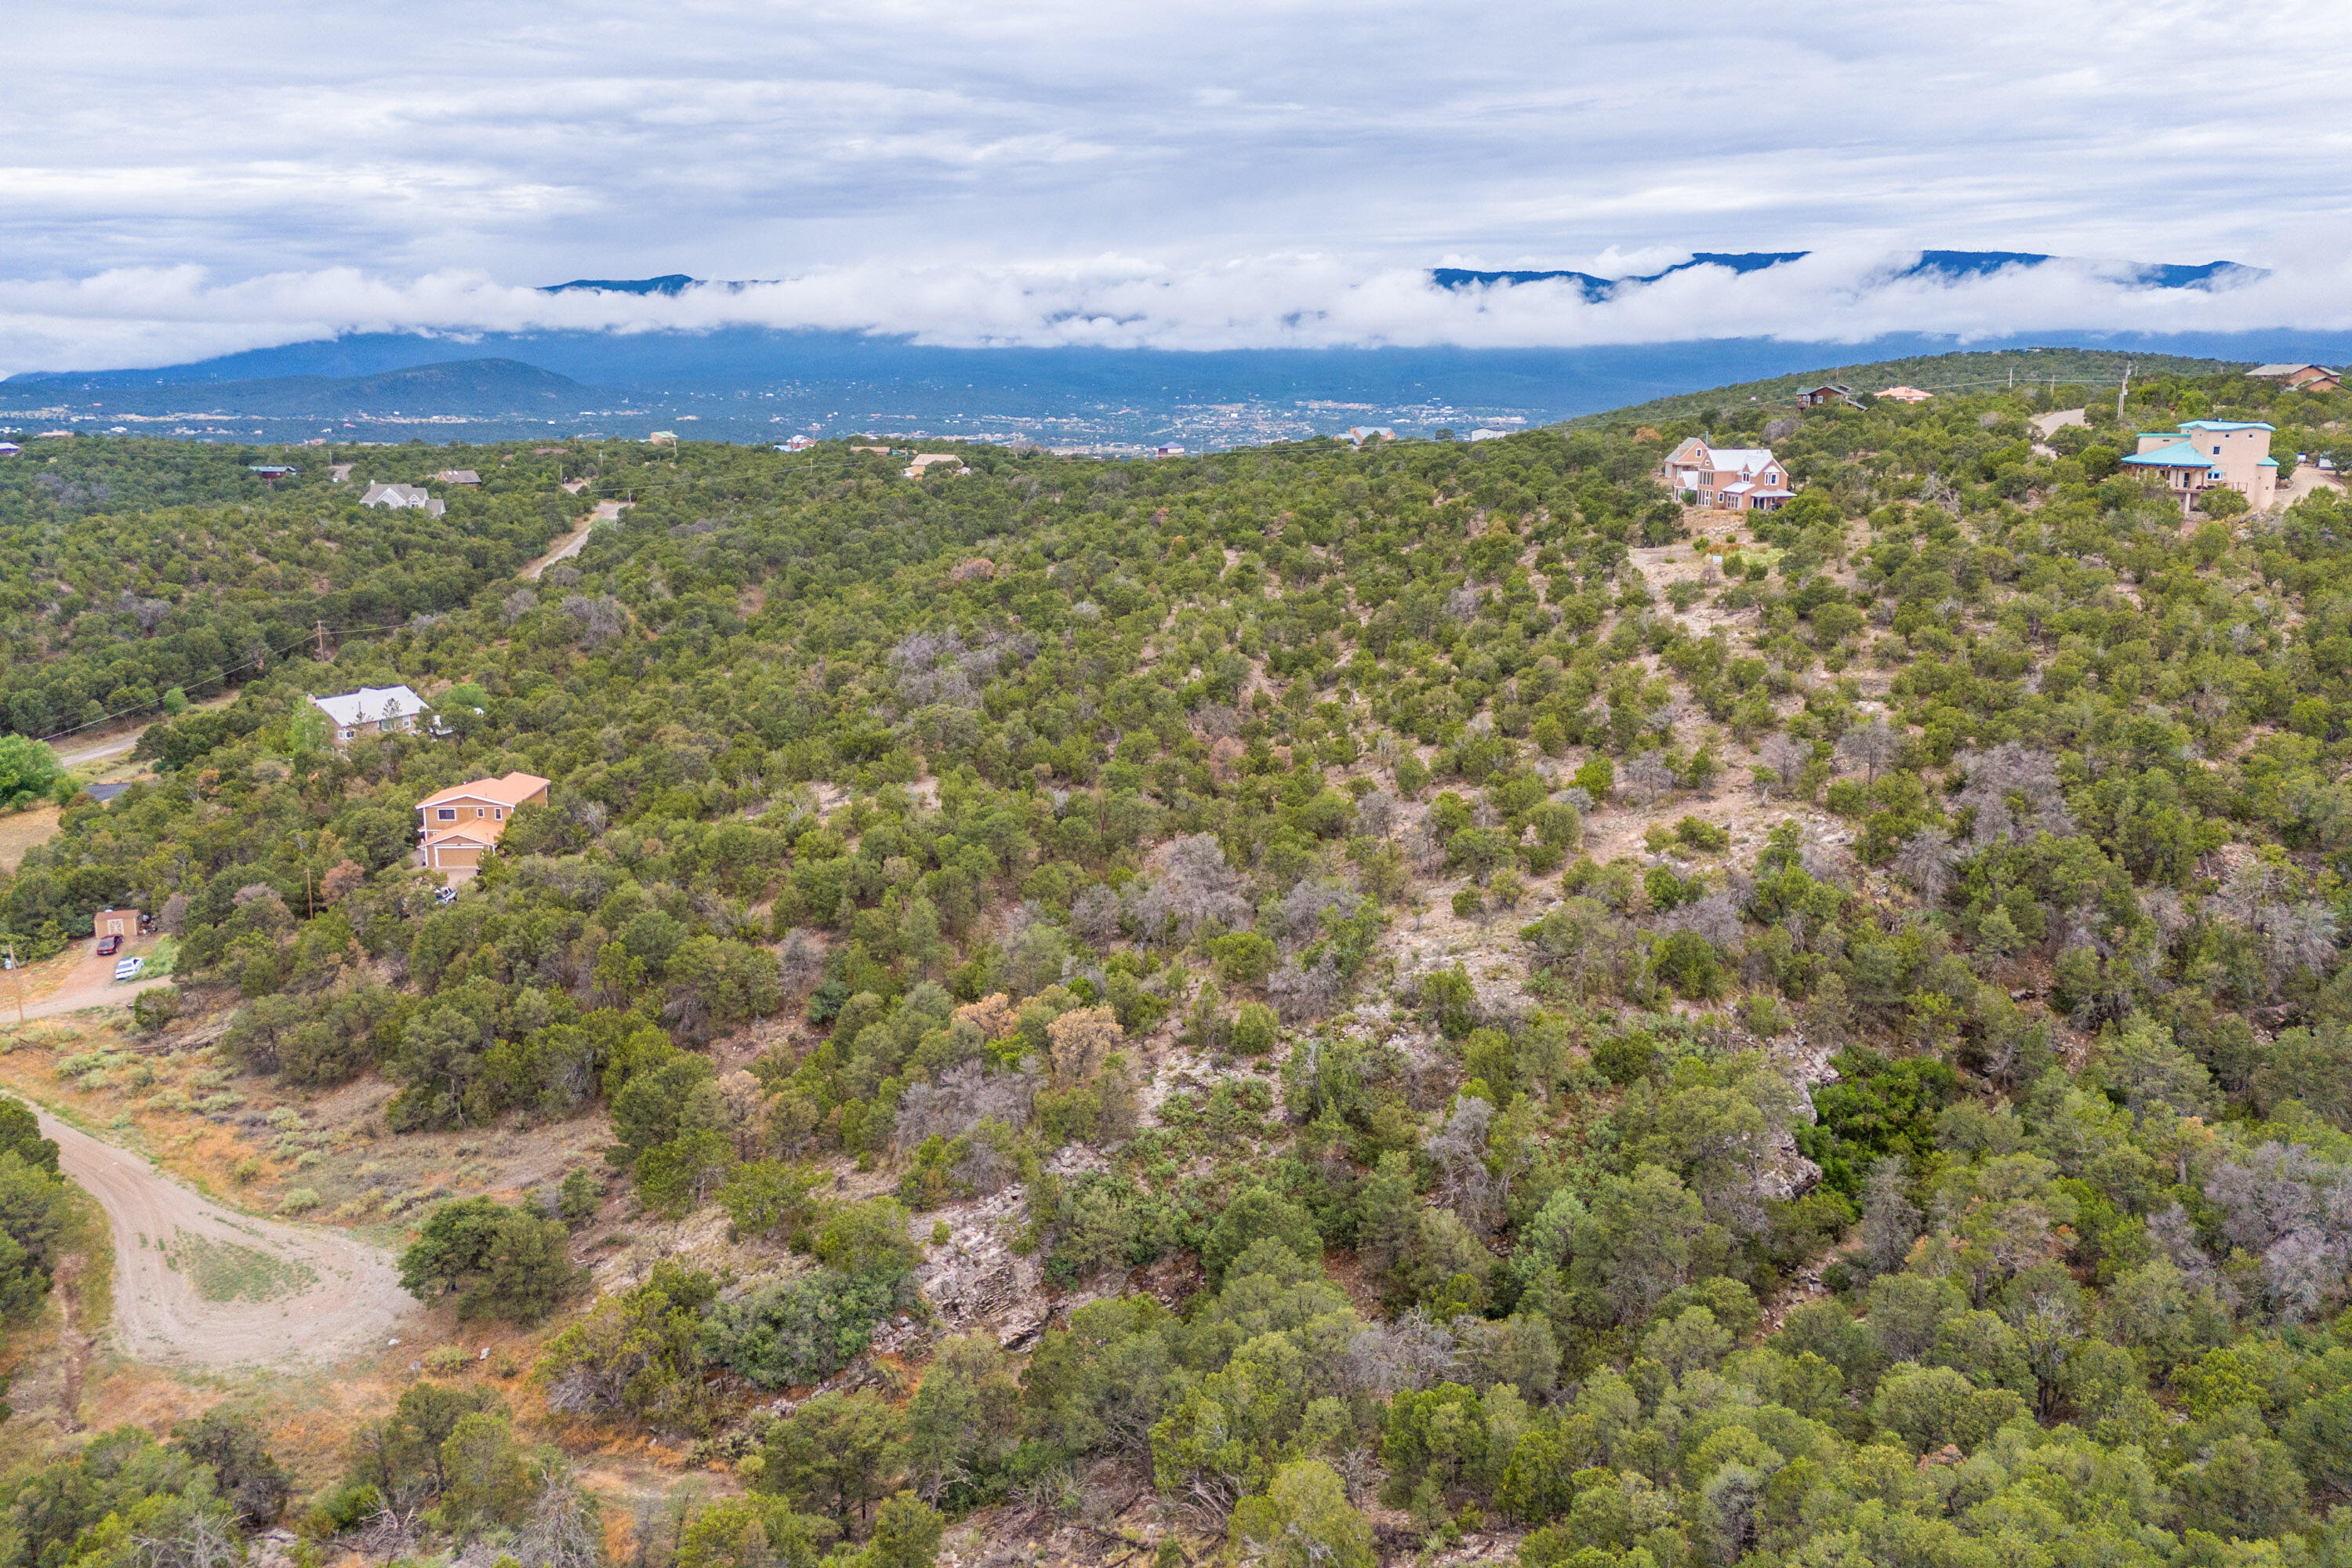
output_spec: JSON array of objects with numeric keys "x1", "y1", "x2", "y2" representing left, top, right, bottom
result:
[{"x1": 37, "y1": 1109, "x2": 414, "y2": 1368}]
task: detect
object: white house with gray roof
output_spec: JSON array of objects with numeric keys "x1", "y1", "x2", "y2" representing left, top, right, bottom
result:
[
  {"x1": 311, "y1": 684, "x2": 426, "y2": 744},
  {"x1": 358, "y1": 482, "x2": 445, "y2": 516}
]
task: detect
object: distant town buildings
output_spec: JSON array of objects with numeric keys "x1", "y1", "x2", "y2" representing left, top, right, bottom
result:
[
  {"x1": 778, "y1": 435, "x2": 818, "y2": 451},
  {"x1": 2248, "y1": 364, "x2": 2340, "y2": 392},
  {"x1": 1877, "y1": 386, "x2": 1935, "y2": 403},
  {"x1": 1659, "y1": 438, "x2": 1796, "y2": 512},
  {"x1": 358, "y1": 482, "x2": 445, "y2": 515},
  {"x1": 2123, "y1": 419, "x2": 2278, "y2": 514},
  {"x1": 312, "y1": 685, "x2": 426, "y2": 744}
]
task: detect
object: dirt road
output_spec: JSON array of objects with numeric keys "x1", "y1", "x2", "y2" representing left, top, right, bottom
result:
[
  {"x1": 37, "y1": 1109, "x2": 413, "y2": 1368},
  {"x1": 520, "y1": 521, "x2": 593, "y2": 580},
  {"x1": 520, "y1": 502, "x2": 630, "y2": 581},
  {"x1": 4, "y1": 944, "x2": 174, "y2": 1024}
]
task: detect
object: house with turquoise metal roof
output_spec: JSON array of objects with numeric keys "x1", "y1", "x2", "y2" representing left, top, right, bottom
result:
[{"x1": 2124, "y1": 419, "x2": 2276, "y2": 514}]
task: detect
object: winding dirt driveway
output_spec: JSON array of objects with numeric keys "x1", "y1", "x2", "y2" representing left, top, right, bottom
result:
[{"x1": 37, "y1": 1109, "x2": 414, "y2": 1368}]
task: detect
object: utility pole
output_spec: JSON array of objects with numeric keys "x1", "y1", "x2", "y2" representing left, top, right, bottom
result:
[
  {"x1": 3, "y1": 940, "x2": 20, "y2": 1027},
  {"x1": 2118, "y1": 362, "x2": 2133, "y2": 423},
  {"x1": 314, "y1": 619, "x2": 328, "y2": 659}
]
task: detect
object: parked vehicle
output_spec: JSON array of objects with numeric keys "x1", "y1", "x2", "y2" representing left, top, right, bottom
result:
[
  {"x1": 113, "y1": 956, "x2": 143, "y2": 982},
  {"x1": 96, "y1": 935, "x2": 122, "y2": 956}
]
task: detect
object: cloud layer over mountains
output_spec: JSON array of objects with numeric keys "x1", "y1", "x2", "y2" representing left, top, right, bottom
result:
[
  {"x1": 7, "y1": 251, "x2": 2352, "y2": 376},
  {"x1": 5, "y1": 0, "x2": 2350, "y2": 372}
]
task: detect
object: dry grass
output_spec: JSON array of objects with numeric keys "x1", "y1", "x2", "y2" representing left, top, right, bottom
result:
[
  {"x1": 0, "y1": 1018, "x2": 611, "y2": 1247},
  {"x1": 158, "y1": 1230, "x2": 320, "y2": 1302},
  {"x1": 0, "y1": 806, "x2": 59, "y2": 875}
]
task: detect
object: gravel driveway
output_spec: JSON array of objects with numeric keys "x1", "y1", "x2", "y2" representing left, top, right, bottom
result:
[{"x1": 38, "y1": 1109, "x2": 415, "y2": 1368}]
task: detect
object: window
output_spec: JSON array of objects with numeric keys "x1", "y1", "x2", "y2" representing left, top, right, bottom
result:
[{"x1": 437, "y1": 808, "x2": 456, "y2": 821}]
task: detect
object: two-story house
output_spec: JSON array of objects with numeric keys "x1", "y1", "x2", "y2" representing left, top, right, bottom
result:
[
  {"x1": 2122, "y1": 419, "x2": 2277, "y2": 514},
  {"x1": 359, "y1": 482, "x2": 446, "y2": 516},
  {"x1": 414, "y1": 771, "x2": 550, "y2": 872},
  {"x1": 1658, "y1": 438, "x2": 1796, "y2": 512},
  {"x1": 311, "y1": 685, "x2": 426, "y2": 744}
]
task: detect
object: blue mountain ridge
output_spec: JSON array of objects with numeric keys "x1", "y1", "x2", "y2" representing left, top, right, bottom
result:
[
  {"x1": 536, "y1": 251, "x2": 2256, "y2": 307},
  {"x1": 543, "y1": 274, "x2": 697, "y2": 296},
  {"x1": 1428, "y1": 250, "x2": 2256, "y2": 298}
]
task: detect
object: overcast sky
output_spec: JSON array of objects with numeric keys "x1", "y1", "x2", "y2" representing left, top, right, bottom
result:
[{"x1": 5, "y1": 0, "x2": 2352, "y2": 368}]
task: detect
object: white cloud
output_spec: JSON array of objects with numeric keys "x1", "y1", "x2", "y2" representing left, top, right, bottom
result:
[
  {"x1": 3, "y1": 0, "x2": 2350, "y2": 369},
  {"x1": 7, "y1": 249, "x2": 2352, "y2": 375}
]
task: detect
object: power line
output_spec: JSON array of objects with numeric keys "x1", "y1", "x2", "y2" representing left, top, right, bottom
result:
[{"x1": 27, "y1": 617, "x2": 421, "y2": 746}]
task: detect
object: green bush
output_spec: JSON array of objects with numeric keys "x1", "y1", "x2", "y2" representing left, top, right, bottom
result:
[
  {"x1": 1232, "y1": 1002, "x2": 1279, "y2": 1056},
  {"x1": 397, "y1": 1196, "x2": 583, "y2": 1323},
  {"x1": 699, "y1": 1268, "x2": 905, "y2": 1390}
]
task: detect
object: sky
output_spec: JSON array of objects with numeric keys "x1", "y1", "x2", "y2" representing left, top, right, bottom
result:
[{"x1": 6, "y1": 0, "x2": 2352, "y2": 372}]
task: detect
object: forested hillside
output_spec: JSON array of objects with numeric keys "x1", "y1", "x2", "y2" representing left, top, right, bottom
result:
[
  {"x1": 4, "y1": 354, "x2": 2352, "y2": 1568},
  {"x1": 1576, "y1": 348, "x2": 2241, "y2": 429}
]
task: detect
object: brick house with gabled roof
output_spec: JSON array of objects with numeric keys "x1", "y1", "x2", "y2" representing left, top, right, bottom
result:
[
  {"x1": 414, "y1": 771, "x2": 550, "y2": 872},
  {"x1": 1659, "y1": 438, "x2": 1796, "y2": 512}
]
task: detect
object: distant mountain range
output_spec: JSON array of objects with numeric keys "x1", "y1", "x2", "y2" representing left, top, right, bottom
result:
[
  {"x1": 1430, "y1": 249, "x2": 2258, "y2": 298},
  {"x1": 4, "y1": 358, "x2": 587, "y2": 417},
  {"x1": 543, "y1": 274, "x2": 697, "y2": 296},
  {"x1": 528, "y1": 251, "x2": 2260, "y2": 309},
  {"x1": 1, "y1": 248, "x2": 2339, "y2": 450}
]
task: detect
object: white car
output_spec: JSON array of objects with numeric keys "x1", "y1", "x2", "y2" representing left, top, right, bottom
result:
[{"x1": 113, "y1": 956, "x2": 144, "y2": 982}]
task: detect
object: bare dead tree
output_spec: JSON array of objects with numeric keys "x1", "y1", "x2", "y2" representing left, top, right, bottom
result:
[
  {"x1": 1758, "y1": 733, "x2": 1809, "y2": 793},
  {"x1": 132, "y1": 1512, "x2": 241, "y2": 1568},
  {"x1": 561, "y1": 593, "x2": 628, "y2": 647},
  {"x1": 1623, "y1": 751, "x2": 1676, "y2": 808},
  {"x1": 1953, "y1": 742, "x2": 2073, "y2": 847},
  {"x1": 1894, "y1": 826, "x2": 1957, "y2": 906},
  {"x1": 519, "y1": 1471, "x2": 604, "y2": 1568},
  {"x1": 1427, "y1": 1096, "x2": 1497, "y2": 1224},
  {"x1": 1835, "y1": 717, "x2": 1900, "y2": 783},
  {"x1": 1342, "y1": 1309, "x2": 1460, "y2": 1395},
  {"x1": 1069, "y1": 884, "x2": 1122, "y2": 946}
]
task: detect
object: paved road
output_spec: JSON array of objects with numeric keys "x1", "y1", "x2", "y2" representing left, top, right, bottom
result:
[{"x1": 36, "y1": 1109, "x2": 412, "y2": 1368}]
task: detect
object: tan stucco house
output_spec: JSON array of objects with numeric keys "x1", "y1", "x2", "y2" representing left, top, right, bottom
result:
[
  {"x1": 415, "y1": 771, "x2": 550, "y2": 872},
  {"x1": 2122, "y1": 419, "x2": 2278, "y2": 514}
]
